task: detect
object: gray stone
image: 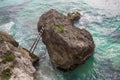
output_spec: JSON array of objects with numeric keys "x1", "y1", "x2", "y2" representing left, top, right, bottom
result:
[{"x1": 38, "y1": 9, "x2": 95, "y2": 71}]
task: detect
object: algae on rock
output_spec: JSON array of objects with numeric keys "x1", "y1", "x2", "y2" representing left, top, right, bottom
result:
[
  {"x1": 54, "y1": 24, "x2": 64, "y2": 33},
  {"x1": 1, "y1": 68, "x2": 12, "y2": 80},
  {"x1": 2, "y1": 50, "x2": 15, "y2": 64}
]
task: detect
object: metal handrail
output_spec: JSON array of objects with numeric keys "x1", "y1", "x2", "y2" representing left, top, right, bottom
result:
[{"x1": 29, "y1": 27, "x2": 44, "y2": 54}]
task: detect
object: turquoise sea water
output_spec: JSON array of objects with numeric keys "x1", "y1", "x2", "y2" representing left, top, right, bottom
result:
[{"x1": 0, "y1": 0, "x2": 120, "y2": 80}]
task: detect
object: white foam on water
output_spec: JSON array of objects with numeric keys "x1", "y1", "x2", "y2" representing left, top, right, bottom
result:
[
  {"x1": 85, "y1": 0, "x2": 120, "y2": 9},
  {"x1": 59, "y1": 0, "x2": 78, "y2": 2},
  {"x1": 85, "y1": 0, "x2": 120, "y2": 16},
  {"x1": 0, "y1": 21, "x2": 15, "y2": 32},
  {"x1": 79, "y1": 13, "x2": 103, "y2": 28},
  {"x1": 34, "y1": 52, "x2": 64, "y2": 80}
]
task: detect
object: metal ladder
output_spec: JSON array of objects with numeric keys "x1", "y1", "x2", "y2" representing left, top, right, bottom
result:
[{"x1": 29, "y1": 27, "x2": 44, "y2": 54}]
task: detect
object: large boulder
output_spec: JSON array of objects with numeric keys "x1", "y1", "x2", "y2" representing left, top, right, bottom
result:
[
  {"x1": 38, "y1": 9, "x2": 95, "y2": 71},
  {"x1": 0, "y1": 31, "x2": 36, "y2": 80}
]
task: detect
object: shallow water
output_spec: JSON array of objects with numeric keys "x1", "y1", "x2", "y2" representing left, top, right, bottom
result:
[{"x1": 0, "y1": 0, "x2": 120, "y2": 80}]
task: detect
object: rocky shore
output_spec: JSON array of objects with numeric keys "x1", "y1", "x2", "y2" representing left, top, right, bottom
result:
[
  {"x1": 0, "y1": 31, "x2": 37, "y2": 80},
  {"x1": 0, "y1": 9, "x2": 95, "y2": 80}
]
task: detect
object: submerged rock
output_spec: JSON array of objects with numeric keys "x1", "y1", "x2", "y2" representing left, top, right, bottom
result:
[
  {"x1": 0, "y1": 31, "x2": 36, "y2": 80},
  {"x1": 38, "y1": 9, "x2": 95, "y2": 71}
]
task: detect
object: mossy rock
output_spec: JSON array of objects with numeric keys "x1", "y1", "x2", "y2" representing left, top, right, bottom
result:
[
  {"x1": 54, "y1": 24, "x2": 64, "y2": 33},
  {"x1": 2, "y1": 50, "x2": 15, "y2": 64},
  {"x1": 1, "y1": 68, "x2": 12, "y2": 80}
]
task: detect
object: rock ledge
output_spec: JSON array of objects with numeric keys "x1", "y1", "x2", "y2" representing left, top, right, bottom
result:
[{"x1": 0, "y1": 31, "x2": 36, "y2": 80}]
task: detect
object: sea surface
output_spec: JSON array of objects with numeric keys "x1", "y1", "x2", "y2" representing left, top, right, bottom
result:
[{"x1": 0, "y1": 0, "x2": 120, "y2": 80}]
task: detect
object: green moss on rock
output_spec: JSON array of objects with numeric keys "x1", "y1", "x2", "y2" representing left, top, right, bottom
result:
[
  {"x1": 55, "y1": 24, "x2": 64, "y2": 33},
  {"x1": 1, "y1": 68, "x2": 12, "y2": 79},
  {"x1": 2, "y1": 50, "x2": 15, "y2": 64}
]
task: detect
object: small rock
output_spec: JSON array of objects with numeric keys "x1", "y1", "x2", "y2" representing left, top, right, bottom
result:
[{"x1": 67, "y1": 12, "x2": 81, "y2": 22}]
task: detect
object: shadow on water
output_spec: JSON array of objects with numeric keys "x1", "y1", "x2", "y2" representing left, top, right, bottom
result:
[
  {"x1": 62, "y1": 56, "x2": 96, "y2": 80},
  {"x1": 61, "y1": 48, "x2": 120, "y2": 80}
]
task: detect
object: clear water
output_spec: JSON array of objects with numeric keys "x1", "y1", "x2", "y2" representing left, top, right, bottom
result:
[{"x1": 0, "y1": 0, "x2": 120, "y2": 80}]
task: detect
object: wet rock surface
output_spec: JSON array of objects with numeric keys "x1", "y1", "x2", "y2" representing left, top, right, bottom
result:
[{"x1": 38, "y1": 9, "x2": 95, "y2": 71}]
